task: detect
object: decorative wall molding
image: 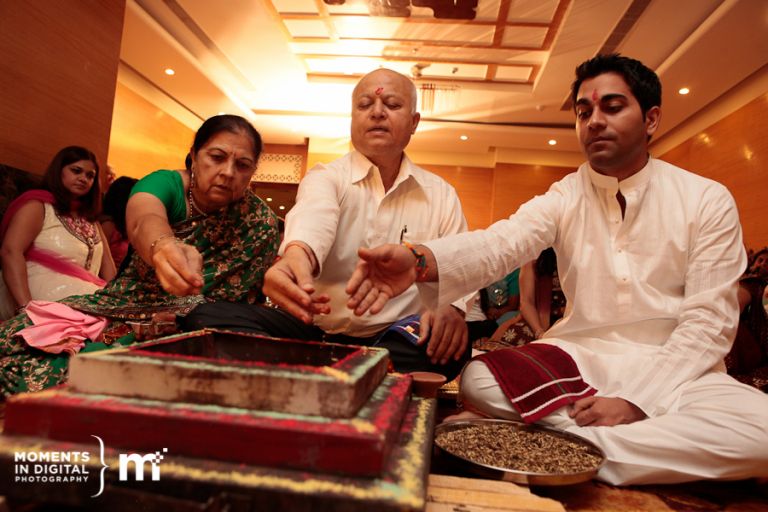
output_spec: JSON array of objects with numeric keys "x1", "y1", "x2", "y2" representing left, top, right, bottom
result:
[{"x1": 253, "y1": 153, "x2": 303, "y2": 184}]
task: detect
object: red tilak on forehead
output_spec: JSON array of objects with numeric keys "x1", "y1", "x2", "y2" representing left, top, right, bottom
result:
[
  {"x1": 592, "y1": 89, "x2": 599, "y2": 101},
  {"x1": 375, "y1": 87, "x2": 384, "y2": 95}
]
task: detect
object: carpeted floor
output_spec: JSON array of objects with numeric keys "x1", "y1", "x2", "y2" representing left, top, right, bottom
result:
[{"x1": 533, "y1": 479, "x2": 768, "y2": 512}]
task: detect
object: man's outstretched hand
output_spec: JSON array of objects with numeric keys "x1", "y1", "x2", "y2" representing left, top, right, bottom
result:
[
  {"x1": 263, "y1": 244, "x2": 330, "y2": 324},
  {"x1": 346, "y1": 244, "x2": 418, "y2": 316}
]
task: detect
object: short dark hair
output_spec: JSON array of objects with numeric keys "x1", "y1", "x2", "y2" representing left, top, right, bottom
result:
[
  {"x1": 186, "y1": 115, "x2": 263, "y2": 169},
  {"x1": 102, "y1": 176, "x2": 138, "y2": 237},
  {"x1": 571, "y1": 54, "x2": 661, "y2": 116},
  {"x1": 43, "y1": 146, "x2": 100, "y2": 220}
]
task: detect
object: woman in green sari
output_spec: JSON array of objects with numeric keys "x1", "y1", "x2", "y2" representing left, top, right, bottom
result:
[{"x1": 0, "y1": 115, "x2": 279, "y2": 398}]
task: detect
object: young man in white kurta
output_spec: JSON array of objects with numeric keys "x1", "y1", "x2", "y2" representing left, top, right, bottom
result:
[
  {"x1": 346, "y1": 54, "x2": 768, "y2": 485},
  {"x1": 430, "y1": 157, "x2": 768, "y2": 484}
]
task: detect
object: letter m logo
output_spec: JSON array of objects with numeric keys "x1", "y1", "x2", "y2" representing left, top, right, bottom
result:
[{"x1": 118, "y1": 448, "x2": 168, "y2": 481}]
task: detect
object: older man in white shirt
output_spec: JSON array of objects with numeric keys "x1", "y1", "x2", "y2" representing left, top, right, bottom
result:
[
  {"x1": 345, "y1": 54, "x2": 768, "y2": 485},
  {"x1": 184, "y1": 68, "x2": 474, "y2": 379}
]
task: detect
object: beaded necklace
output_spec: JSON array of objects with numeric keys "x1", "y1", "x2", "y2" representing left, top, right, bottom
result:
[
  {"x1": 188, "y1": 186, "x2": 207, "y2": 217},
  {"x1": 187, "y1": 168, "x2": 208, "y2": 218}
]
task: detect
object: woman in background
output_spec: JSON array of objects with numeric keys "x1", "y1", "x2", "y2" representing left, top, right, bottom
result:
[
  {"x1": 0, "y1": 146, "x2": 115, "y2": 319},
  {"x1": 99, "y1": 176, "x2": 138, "y2": 271},
  {"x1": 475, "y1": 248, "x2": 565, "y2": 350}
]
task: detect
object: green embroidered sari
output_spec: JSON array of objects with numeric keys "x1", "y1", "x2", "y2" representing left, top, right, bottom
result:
[{"x1": 0, "y1": 189, "x2": 279, "y2": 398}]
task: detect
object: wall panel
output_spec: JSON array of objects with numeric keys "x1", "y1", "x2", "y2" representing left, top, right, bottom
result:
[
  {"x1": 660, "y1": 93, "x2": 768, "y2": 249},
  {"x1": 422, "y1": 165, "x2": 494, "y2": 230},
  {"x1": 491, "y1": 163, "x2": 573, "y2": 222},
  {"x1": 108, "y1": 83, "x2": 196, "y2": 179},
  {"x1": 0, "y1": 0, "x2": 126, "y2": 175}
]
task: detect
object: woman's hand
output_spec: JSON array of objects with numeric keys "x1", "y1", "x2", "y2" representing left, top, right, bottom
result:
[
  {"x1": 127, "y1": 191, "x2": 203, "y2": 296},
  {"x1": 151, "y1": 237, "x2": 204, "y2": 296}
]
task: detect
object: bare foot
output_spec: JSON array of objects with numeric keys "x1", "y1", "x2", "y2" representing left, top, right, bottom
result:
[{"x1": 442, "y1": 410, "x2": 488, "y2": 422}]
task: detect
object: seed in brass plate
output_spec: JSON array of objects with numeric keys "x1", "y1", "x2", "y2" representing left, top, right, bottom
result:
[{"x1": 435, "y1": 423, "x2": 602, "y2": 474}]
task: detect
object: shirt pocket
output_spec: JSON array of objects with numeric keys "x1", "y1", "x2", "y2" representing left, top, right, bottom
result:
[{"x1": 401, "y1": 230, "x2": 431, "y2": 244}]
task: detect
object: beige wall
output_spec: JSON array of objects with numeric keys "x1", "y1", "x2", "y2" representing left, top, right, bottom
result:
[
  {"x1": 660, "y1": 93, "x2": 768, "y2": 250},
  {"x1": 0, "y1": 0, "x2": 125, "y2": 181},
  {"x1": 108, "y1": 82, "x2": 196, "y2": 179}
]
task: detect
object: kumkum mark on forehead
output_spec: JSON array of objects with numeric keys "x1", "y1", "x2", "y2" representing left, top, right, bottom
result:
[
  {"x1": 375, "y1": 87, "x2": 384, "y2": 95},
  {"x1": 592, "y1": 89, "x2": 598, "y2": 101}
]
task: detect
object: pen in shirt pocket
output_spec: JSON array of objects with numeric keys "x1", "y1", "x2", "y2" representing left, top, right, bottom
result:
[{"x1": 399, "y1": 225, "x2": 407, "y2": 243}]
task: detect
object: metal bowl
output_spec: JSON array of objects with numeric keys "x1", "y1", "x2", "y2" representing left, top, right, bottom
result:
[{"x1": 433, "y1": 418, "x2": 605, "y2": 486}]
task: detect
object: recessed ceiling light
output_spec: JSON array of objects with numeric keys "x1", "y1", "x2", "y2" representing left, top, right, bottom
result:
[
  {"x1": 164, "y1": 68, "x2": 175, "y2": 76},
  {"x1": 678, "y1": 87, "x2": 690, "y2": 95},
  {"x1": 460, "y1": 135, "x2": 468, "y2": 141},
  {"x1": 266, "y1": 197, "x2": 273, "y2": 202},
  {"x1": 279, "y1": 205, "x2": 286, "y2": 210},
  {"x1": 548, "y1": 139, "x2": 557, "y2": 146}
]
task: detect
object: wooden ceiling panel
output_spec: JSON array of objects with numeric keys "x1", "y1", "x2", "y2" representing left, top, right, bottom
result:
[
  {"x1": 495, "y1": 65, "x2": 533, "y2": 82},
  {"x1": 506, "y1": 0, "x2": 559, "y2": 23},
  {"x1": 268, "y1": 0, "x2": 568, "y2": 87},
  {"x1": 332, "y1": 17, "x2": 494, "y2": 44},
  {"x1": 273, "y1": 0, "x2": 318, "y2": 14},
  {"x1": 500, "y1": 26, "x2": 548, "y2": 48},
  {"x1": 325, "y1": 2, "x2": 369, "y2": 15},
  {"x1": 284, "y1": 19, "x2": 331, "y2": 38},
  {"x1": 473, "y1": 0, "x2": 502, "y2": 22}
]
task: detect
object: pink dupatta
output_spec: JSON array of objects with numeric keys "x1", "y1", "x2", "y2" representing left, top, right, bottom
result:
[{"x1": 0, "y1": 190, "x2": 106, "y2": 287}]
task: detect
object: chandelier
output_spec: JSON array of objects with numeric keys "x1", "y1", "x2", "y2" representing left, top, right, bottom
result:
[{"x1": 418, "y1": 83, "x2": 460, "y2": 114}]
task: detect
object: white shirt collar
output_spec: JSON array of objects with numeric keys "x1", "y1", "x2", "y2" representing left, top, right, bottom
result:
[
  {"x1": 587, "y1": 157, "x2": 654, "y2": 194},
  {"x1": 349, "y1": 150, "x2": 426, "y2": 189}
]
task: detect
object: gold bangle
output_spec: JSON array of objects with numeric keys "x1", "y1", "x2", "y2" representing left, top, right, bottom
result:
[{"x1": 149, "y1": 233, "x2": 178, "y2": 259}]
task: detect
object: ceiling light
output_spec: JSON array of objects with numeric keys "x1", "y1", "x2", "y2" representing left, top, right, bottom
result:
[
  {"x1": 266, "y1": 197, "x2": 273, "y2": 202},
  {"x1": 164, "y1": 68, "x2": 175, "y2": 76},
  {"x1": 279, "y1": 205, "x2": 286, "y2": 210},
  {"x1": 678, "y1": 87, "x2": 690, "y2": 95},
  {"x1": 217, "y1": 111, "x2": 226, "y2": 115},
  {"x1": 548, "y1": 139, "x2": 557, "y2": 146},
  {"x1": 460, "y1": 135, "x2": 468, "y2": 141}
]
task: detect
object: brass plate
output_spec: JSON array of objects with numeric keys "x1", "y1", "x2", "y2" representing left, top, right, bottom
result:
[{"x1": 434, "y1": 418, "x2": 605, "y2": 486}]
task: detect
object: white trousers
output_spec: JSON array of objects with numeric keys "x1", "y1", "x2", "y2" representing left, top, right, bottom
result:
[{"x1": 460, "y1": 360, "x2": 768, "y2": 486}]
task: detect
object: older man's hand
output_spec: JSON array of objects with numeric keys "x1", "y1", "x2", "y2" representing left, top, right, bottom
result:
[
  {"x1": 419, "y1": 305, "x2": 468, "y2": 365},
  {"x1": 263, "y1": 245, "x2": 330, "y2": 324}
]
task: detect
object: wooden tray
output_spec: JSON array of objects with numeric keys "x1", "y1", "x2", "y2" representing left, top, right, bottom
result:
[
  {"x1": 0, "y1": 398, "x2": 436, "y2": 511},
  {"x1": 68, "y1": 329, "x2": 389, "y2": 418},
  {"x1": 5, "y1": 373, "x2": 412, "y2": 477}
]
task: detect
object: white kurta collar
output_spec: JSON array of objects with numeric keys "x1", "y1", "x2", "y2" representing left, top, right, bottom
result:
[{"x1": 587, "y1": 157, "x2": 654, "y2": 195}]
